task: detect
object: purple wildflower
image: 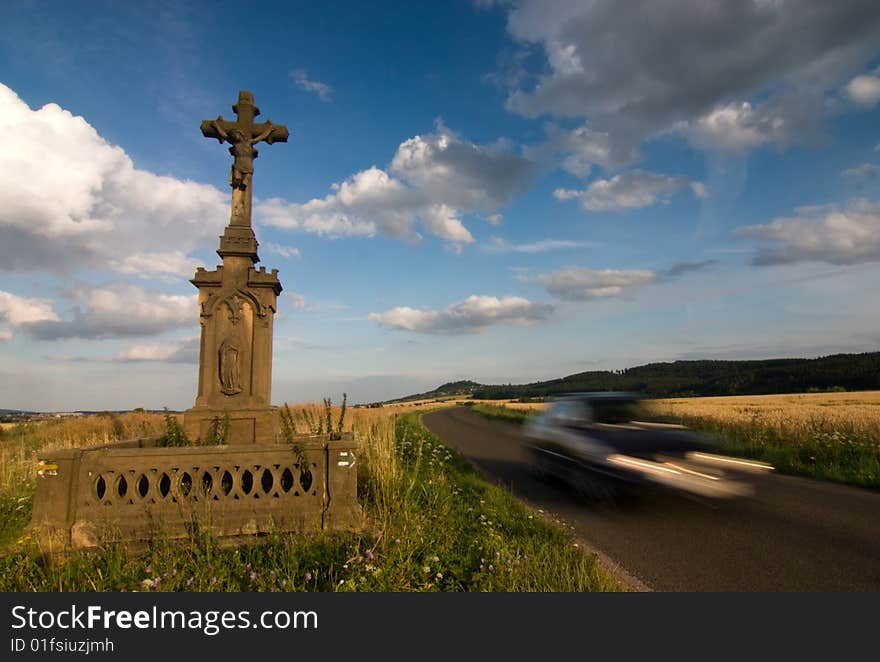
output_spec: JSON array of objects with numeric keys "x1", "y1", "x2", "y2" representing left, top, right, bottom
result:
[
  {"x1": 305, "y1": 572, "x2": 312, "y2": 582},
  {"x1": 186, "y1": 577, "x2": 193, "y2": 587},
  {"x1": 365, "y1": 549, "x2": 375, "y2": 562},
  {"x1": 249, "y1": 571, "x2": 257, "y2": 581}
]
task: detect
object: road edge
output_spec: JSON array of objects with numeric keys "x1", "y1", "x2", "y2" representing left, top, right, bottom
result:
[{"x1": 419, "y1": 408, "x2": 653, "y2": 593}]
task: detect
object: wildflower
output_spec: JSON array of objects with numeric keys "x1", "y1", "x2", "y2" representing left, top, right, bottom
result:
[
  {"x1": 422, "y1": 565, "x2": 431, "y2": 574},
  {"x1": 186, "y1": 577, "x2": 193, "y2": 587},
  {"x1": 210, "y1": 577, "x2": 217, "y2": 585},
  {"x1": 249, "y1": 572, "x2": 257, "y2": 581},
  {"x1": 140, "y1": 579, "x2": 152, "y2": 590},
  {"x1": 488, "y1": 565, "x2": 494, "y2": 572},
  {"x1": 269, "y1": 570, "x2": 276, "y2": 579},
  {"x1": 394, "y1": 538, "x2": 401, "y2": 545},
  {"x1": 151, "y1": 577, "x2": 160, "y2": 588},
  {"x1": 282, "y1": 579, "x2": 288, "y2": 587},
  {"x1": 304, "y1": 572, "x2": 312, "y2": 582},
  {"x1": 145, "y1": 565, "x2": 152, "y2": 574},
  {"x1": 365, "y1": 549, "x2": 375, "y2": 562}
]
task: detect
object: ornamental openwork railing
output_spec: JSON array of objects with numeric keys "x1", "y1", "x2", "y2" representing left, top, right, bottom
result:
[{"x1": 27, "y1": 434, "x2": 360, "y2": 549}]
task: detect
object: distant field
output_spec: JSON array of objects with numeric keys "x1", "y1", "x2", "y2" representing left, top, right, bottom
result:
[
  {"x1": 650, "y1": 391, "x2": 880, "y2": 489},
  {"x1": 648, "y1": 391, "x2": 880, "y2": 438}
]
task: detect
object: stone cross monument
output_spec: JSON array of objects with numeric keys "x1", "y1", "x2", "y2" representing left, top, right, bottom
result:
[{"x1": 184, "y1": 91, "x2": 289, "y2": 444}]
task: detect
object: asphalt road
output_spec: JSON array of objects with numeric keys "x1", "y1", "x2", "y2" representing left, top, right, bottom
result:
[{"x1": 422, "y1": 407, "x2": 880, "y2": 591}]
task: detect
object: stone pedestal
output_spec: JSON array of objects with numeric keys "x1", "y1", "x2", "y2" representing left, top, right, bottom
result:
[{"x1": 183, "y1": 225, "x2": 282, "y2": 444}]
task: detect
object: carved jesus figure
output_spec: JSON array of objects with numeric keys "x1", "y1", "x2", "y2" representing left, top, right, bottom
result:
[
  {"x1": 218, "y1": 338, "x2": 242, "y2": 395},
  {"x1": 208, "y1": 117, "x2": 277, "y2": 190}
]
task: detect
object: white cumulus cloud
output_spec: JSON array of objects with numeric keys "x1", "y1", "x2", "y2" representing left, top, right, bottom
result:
[
  {"x1": 369, "y1": 294, "x2": 553, "y2": 335},
  {"x1": 739, "y1": 198, "x2": 880, "y2": 266},
  {"x1": 534, "y1": 267, "x2": 657, "y2": 301},
  {"x1": 0, "y1": 290, "x2": 60, "y2": 326},
  {"x1": 111, "y1": 337, "x2": 198, "y2": 363},
  {"x1": 22, "y1": 282, "x2": 196, "y2": 340},
  {"x1": 259, "y1": 123, "x2": 534, "y2": 249},
  {"x1": 554, "y1": 170, "x2": 706, "y2": 212},
  {"x1": 846, "y1": 72, "x2": 880, "y2": 107},
  {"x1": 0, "y1": 83, "x2": 227, "y2": 275}
]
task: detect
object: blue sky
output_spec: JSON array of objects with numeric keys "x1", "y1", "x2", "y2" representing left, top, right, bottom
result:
[{"x1": 2, "y1": 0, "x2": 880, "y2": 410}]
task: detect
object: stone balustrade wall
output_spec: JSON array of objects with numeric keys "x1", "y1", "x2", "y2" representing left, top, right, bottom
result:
[{"x1": 28, "y1": 433, "x2": 360, "y2": 549}]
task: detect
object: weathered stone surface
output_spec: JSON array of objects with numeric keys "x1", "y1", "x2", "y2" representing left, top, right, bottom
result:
[
  {"x1": 27, "y1": 434, "x2": 361, "y2": 550},
  {"x1": 184, "y1": 91, "x2": 288, "y2": 444},
  {"x1": 26, "y1": 91, "x2": 362, "y2": 548}
]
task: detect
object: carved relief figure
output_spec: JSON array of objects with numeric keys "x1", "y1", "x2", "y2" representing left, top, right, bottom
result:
[
  {"x1": 218, "y1": 338, "x2": 242, "y2": 395},
  {"x1": 207, "y1": 118, "x2": 277, "y2": 190}
]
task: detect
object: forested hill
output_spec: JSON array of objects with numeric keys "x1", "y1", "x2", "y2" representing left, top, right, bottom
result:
[{"x1": 453, "y1": 352, "x2": 880, "y2": 400}]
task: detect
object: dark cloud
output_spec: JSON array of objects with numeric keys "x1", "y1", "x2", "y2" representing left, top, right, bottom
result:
[
  {"x1": 664, "y1": 260, "x2": 718, "y2": 278},
  {"x1": 504, "y1": 1, "x2": 880, "y2": 149}
]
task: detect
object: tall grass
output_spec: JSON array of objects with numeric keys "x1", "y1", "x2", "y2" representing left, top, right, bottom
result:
[
  {"x1": 0, "y1": 412, "x2": 167, "y2": 548},
  {"x1": 0, "y1": 406, "x2": 620, "y2": 592}
]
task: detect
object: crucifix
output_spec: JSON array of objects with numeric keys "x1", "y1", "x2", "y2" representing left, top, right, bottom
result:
[{"x1": 201, "y1": 91, "x2": 289, "y2": 228}]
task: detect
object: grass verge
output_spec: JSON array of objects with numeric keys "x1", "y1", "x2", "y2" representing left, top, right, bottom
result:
[
  {"x1": 0, "y1": 410, "x2": 621, "y2": 592},
  {"x1": 660, "y1": 414, "x2": 880, "y2": 490},
  {"x1": 467, "y1": 403, "x2": 532, "y2": 425}
]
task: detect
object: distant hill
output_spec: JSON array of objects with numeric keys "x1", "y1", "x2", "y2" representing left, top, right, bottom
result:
[
  {"x1": 388, "y1": 352, "x2": 880, "y2": 402},
  {"x1": 384, "y1": 380, "x2": 482, "y2": 404}
]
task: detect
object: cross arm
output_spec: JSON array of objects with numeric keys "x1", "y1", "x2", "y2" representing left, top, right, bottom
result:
[
  {"x1": 252, "y1": 120, "x2": 289, "y2": 145},
  {"x1": 200, "y1": 116, "x2": 239, "y2": 142}
]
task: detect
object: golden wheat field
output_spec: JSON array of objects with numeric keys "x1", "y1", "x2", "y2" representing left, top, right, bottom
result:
[{"x1": 647, "y1": 391, "x2": 880, "y2": 441}]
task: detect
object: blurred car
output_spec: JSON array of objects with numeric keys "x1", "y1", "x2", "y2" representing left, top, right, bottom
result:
[{"x1": 523, "y1": 392, "x2": 772, "y2": 500}]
